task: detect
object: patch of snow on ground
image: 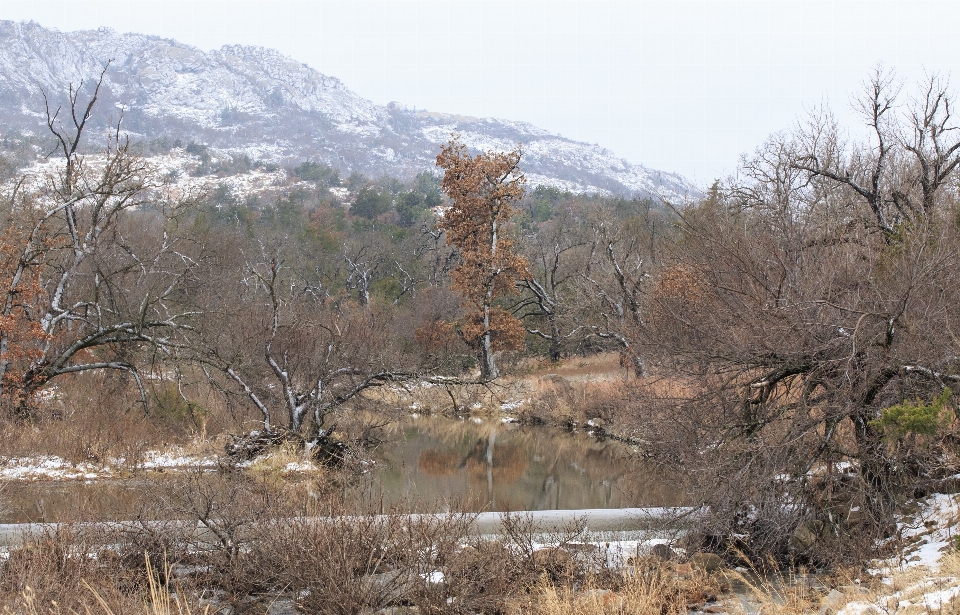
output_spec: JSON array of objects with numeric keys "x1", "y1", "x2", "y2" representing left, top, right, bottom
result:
[
  {"x1": 283, "y1": 461, "x2": 316, "y2": 473},
  {"x1": 0, "y1": 456, "x2": 100, "y2": 481},
  {"x1": 836, "y1": 601, "x2": 878, "y2": 615},
  {"x1": 140, "y1": 448, "x2": 218, "y2": 470},
  {"x1": 0, "y1": 446, "x2": 223, "y2": 481},
  {"x1": 872, "y1": 493, "x2": 960, "y2": 574}
]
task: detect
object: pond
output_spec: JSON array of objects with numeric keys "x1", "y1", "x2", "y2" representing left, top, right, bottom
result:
[
  {"x1": 0, "y1": 416, "x2": 685, "y2": 523},
  {"x1": 368, "y1": 416, "x2": 684, "y2": 512}
]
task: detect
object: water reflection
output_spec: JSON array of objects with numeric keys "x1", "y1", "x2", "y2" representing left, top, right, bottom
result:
[
  {"x1": 369, "y1": 417, "x2": 684, "y2": 512},
  {"x1": 0, "y1": 418, "x2": 686, "y2": 523}
]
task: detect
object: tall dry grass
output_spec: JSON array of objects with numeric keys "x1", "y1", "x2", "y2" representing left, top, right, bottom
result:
[
  {"x1": 0, "y1": 369, "x2": 239, "y2": 469},
  {"x1": 510, "y1": 563, "x2": 723, "y2": 615}
]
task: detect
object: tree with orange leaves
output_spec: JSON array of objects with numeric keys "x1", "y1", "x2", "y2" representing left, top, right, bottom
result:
[{"x1": 436, "y1": 139, "x2": 530, "y2": 379}]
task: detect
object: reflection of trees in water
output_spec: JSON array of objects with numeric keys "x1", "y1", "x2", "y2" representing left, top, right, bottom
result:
[
  {"x1": 405, "y1": 417, "x2": 687, "y2": 508},
  {"x1": 463, "y1": 440, "x2": 528, "y2": 484},
  {"x1": 417, "y1": 450, "x2": 459, "y2": 476},
  {"x1": 417, "y1": 436, "x2": 528, "y2": 485}
]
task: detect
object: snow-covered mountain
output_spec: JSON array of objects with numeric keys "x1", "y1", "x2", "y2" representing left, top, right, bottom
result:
[{"x1": 0, "y1": 20, "x2": 700, "y2": 201}]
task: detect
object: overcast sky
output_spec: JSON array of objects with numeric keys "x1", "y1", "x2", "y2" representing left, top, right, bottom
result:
[{"x1": 1, "y1": 0, "x2": 958, "y2": 185}]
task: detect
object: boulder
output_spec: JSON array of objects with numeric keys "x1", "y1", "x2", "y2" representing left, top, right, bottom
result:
[
  {"x1": 819, "y1": 589, "x2": 845, "y2": 615},
  {"x1": 691, "y1": 552, "x2": 724, "y2": 573},
  {"x1": 790, "y1": 519, "x2": 824, "y2": 551}
]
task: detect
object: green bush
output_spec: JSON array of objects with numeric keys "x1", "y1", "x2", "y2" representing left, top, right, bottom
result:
[{"x1": 871, "y1": 387, "x2": 953, "y2": 439}]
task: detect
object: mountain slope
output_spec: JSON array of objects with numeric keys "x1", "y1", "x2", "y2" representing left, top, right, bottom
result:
[{"x1": 0, "y1": 20, "x2": 700, "y2": 201}]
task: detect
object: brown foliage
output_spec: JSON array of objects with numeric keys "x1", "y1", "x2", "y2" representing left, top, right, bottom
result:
[
  {"x1": 461, "y1": 306, "x2": 528, "y2": 352},
  {"x1": 437, "y1": 139, "x2": 531, "y2": 378}
]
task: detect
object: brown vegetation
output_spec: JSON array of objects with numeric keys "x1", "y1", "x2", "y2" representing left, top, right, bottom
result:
[
  {"x1": 0, "y1": 477, "x2": 717, "y2": 615},
  {"x1": 437, "y1": 139, "x2": 531, "y2": 379},
  {"x1": 4, "y1": 62, "x2": 960, "y2": 591}
]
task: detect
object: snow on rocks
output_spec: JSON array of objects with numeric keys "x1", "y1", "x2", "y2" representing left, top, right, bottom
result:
[{"x1": 500, "y1": 399, "x2": 527, "y2": 412}]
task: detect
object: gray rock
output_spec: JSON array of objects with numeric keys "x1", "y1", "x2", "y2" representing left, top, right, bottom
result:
[
  {"x1": 360, "y1": 570, "x2": 417, "y2": 607},
  {"x1": 819, "y1": 589, "x2": 845, "y2": 615},
  {"x1": 691, "y1": 552, "x2": 724, "y2": 573},
  {"x1": 790, "y1": 519, "x2": 824, "y2": 551}
]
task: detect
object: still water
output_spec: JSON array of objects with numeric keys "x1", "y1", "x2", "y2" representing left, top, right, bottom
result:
[
  {"x1": 370, "y1": 417, "x2": 682, "y2": 512},
  {"x1": 0, "y1": 417, "x2": 684, "y2": 523}
]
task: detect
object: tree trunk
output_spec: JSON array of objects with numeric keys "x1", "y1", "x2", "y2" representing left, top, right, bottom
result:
[
  {"x1": 548, "y1": 315, "x2": 562, "y2": 363},
  {"x1": 481, "y1": 303, "x2": 499, "y2": 379}
]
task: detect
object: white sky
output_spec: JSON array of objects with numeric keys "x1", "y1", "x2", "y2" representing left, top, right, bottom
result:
[{"x1": 1, "y1": 0, "x2": 958, "y2": 185}]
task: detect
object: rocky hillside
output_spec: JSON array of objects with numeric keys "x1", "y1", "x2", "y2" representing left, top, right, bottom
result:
[{"x1": 0, "y1": 20, "x2": 700, "y2": 201}]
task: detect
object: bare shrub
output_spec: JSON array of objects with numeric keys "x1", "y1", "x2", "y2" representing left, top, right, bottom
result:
[{"x1": 0, "y1": 525, "x2": 137, "y2": 613}]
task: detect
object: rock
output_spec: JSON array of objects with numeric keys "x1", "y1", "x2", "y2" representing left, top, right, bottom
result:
[
  {"x1": 790, "y1": 519, "x2": 824, "y2": 551},
  {"x1": 651, "y1": 543, "x2": 675, "y2": 561},
  {"x1": 691, "y1": 552, "x2": 724, "y2": 573},
  {"x1": 266, "y1": 597, "x2": 300, "y2": 615},
  {"x1": 819, "y1": 589, "x2": 845, "y2": 615}
]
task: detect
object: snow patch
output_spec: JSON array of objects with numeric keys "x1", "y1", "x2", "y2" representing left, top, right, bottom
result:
[{"x1": 872, "y1": 493, "x2": 960, "y2": 574}]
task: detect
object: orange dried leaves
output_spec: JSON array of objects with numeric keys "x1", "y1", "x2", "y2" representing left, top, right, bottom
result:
[{"x1": 436, "y1": 140, "x2": 530, "y2": 353}]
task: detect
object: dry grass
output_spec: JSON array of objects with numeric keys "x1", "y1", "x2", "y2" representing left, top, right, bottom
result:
[
  {"x1": 0, "y1": 483, "x2": 709, "y2": 615},
  {"x1": 509, "y1": 563, "x2": 724, "y2": 615},
  {"x1": 3, "y1": 556, "x2": 208, "y2": 615},
  {"x1": 0, "y1": 370, "x2": 236, "y2": 471},
  {"x1": 243, "y1": 440, "x2": 321, "y2": 486}
]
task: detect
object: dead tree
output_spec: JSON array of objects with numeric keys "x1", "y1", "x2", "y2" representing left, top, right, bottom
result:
[
  {"x1": 582, "y1": 217, "x2": 651, "y2": 377},
  {"x1": 513, "y1": 212, "x2": 590, "y2": 362},
  {"x1": 0, "y1": 67, "x2": 199, "y2": 414},
  {"x1": 792, "y1": 68, "x2": 960, "y2": 235}
]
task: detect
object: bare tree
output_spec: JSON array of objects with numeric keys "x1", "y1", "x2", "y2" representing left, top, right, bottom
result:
[
  {"x1": 343, "y1": 241, "x2": 383, "y2": 308},
  {"x1": 900, "y1": 74, "x2": 960, "y2": 216},
  {"x1": 792, "y1": 67, "x2": 960, "y2": 236},
  {"x1": 0, "y1": 68, "x2": 199, "y2": 414},
  {"x1": 582, "y1": 214, "x2": 655, "y2": 377},
  {"x1": 513, "y1": 208, "x2": 591, "y2": 362},
  {"x1": 636, "y1": 125, "x2": 960, "y2": 564},
  {"x1": 194, "y1": 237, "x2": 474, "y2": 434}
]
